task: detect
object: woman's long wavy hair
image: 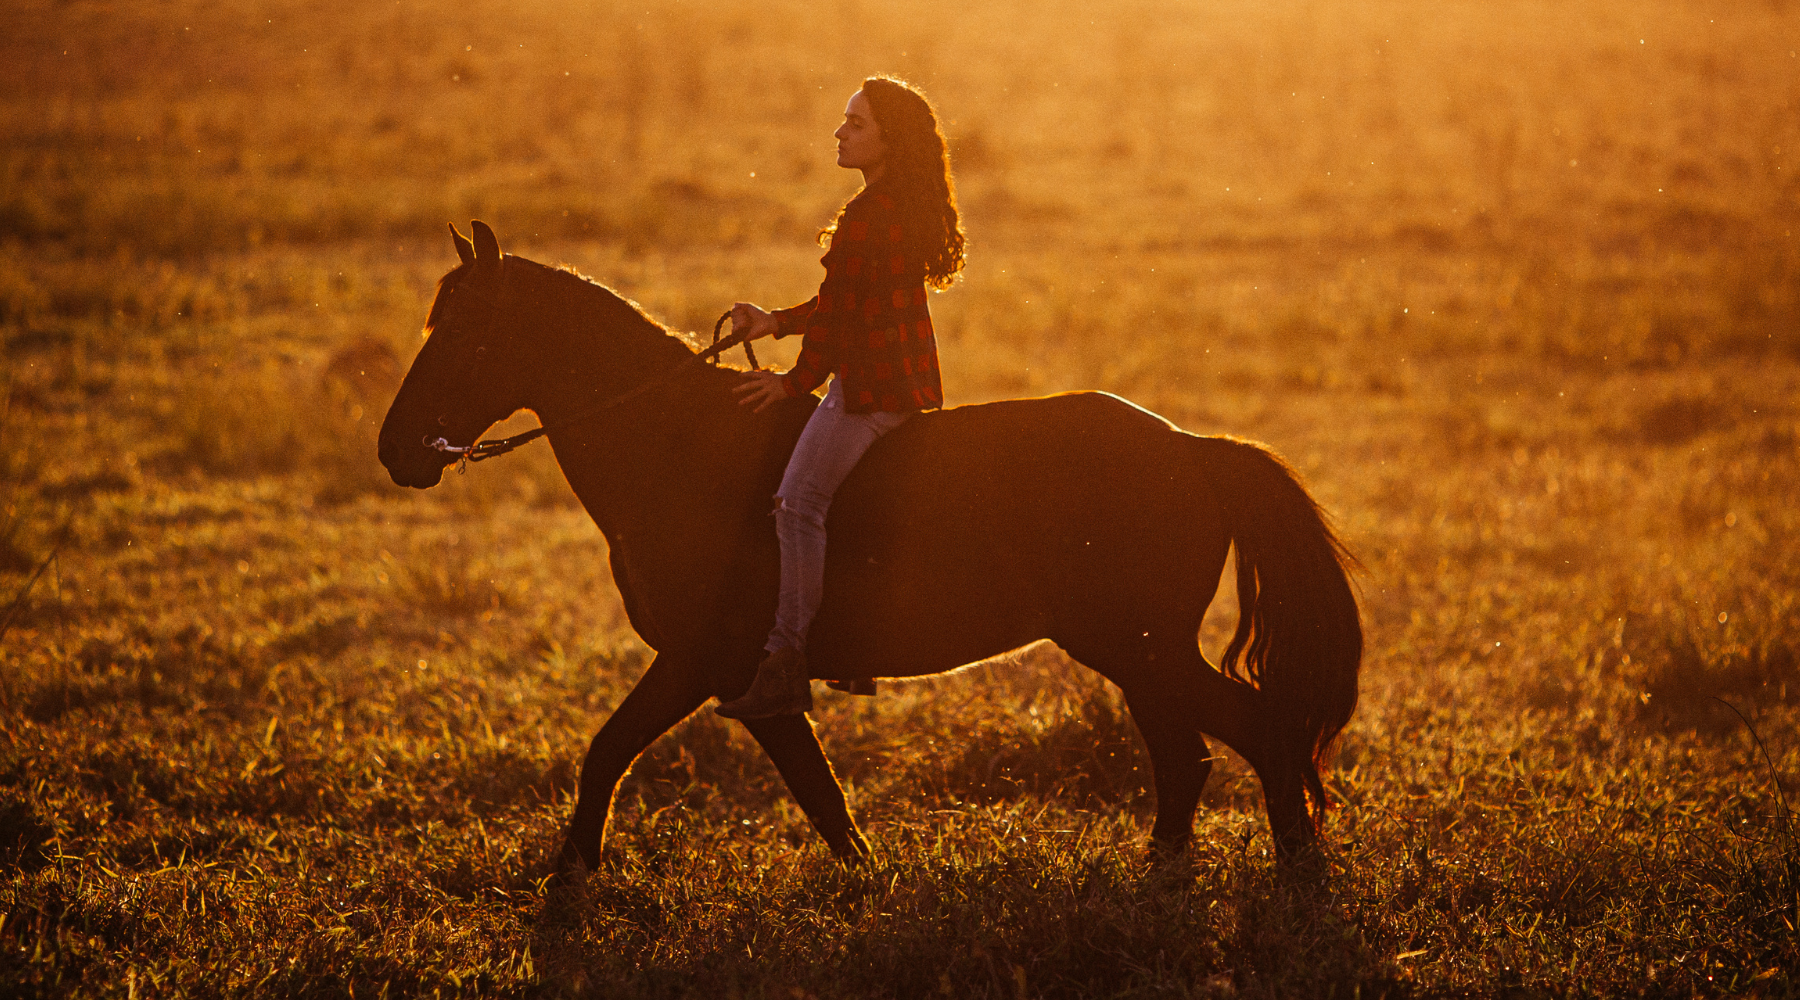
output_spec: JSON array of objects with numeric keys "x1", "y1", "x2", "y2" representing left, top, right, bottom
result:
[{"x1": 822, "y1": 76, "x2": 967, "y2": 290}]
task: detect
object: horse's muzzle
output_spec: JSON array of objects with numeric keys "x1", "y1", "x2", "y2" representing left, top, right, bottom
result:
[{"x1": 377, "y1": 434, "x2": 448, "y2": 489}]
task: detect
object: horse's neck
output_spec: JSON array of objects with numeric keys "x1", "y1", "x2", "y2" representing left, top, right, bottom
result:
[
  {"x1": 518, "y1": 273, "x2": 694, "y2": 406},
  {"x1": 514, "y1": 269, "x2": 751, "y2": 539}
]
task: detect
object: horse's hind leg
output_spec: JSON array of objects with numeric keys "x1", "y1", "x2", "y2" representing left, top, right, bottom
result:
[
  {"x1": 1113, "y1": 648, "x2": 1306, "y2": 856},
  {"x1": 1069, "y1": 637, "x2": 1222, "y2": 854},
  {"x1": 1163, "y1": 656, "x2": 1315, "y2": 859},
  {"x1": 741, "y1": 713, "x2": 871, "y2": 862},
  {"x1": 1121, "y1": 679, "x2": 1214, "y2": 854},
  {"x1": 559, "y1": 654, "x2": 708, "y2": 871}
]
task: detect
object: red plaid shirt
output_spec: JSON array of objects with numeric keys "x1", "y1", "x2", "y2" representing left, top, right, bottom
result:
[{"x1": 772, "y1": 185, "x2": 944, "y2": 413}]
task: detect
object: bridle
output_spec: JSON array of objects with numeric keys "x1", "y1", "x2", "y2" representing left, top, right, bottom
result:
[{"x1": 423, "y1": 258, "x2": 762, "y2": 471}]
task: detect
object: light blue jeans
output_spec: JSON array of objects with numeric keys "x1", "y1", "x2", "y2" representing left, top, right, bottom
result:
[{"x1": 767, "y1": 379, "x2": 911, "y2": 654}]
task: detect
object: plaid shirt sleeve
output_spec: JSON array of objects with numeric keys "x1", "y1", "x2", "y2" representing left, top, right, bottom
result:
[
  {"x1": 770, "y1": 297, "x2": 817, "y2": 340},
  {"x1": 779, "y1": 290, "x2": 836, "y2": 398}
]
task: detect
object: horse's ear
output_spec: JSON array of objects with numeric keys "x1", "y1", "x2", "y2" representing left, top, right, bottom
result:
[
  {"x1": 450, "y1": 223, "x2": 475, "y2": 266},
  {"x1": 471, "y1": 221, "x2": 501, "y2": 262}
]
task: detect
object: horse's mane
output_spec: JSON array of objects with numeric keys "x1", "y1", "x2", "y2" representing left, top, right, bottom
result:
[
  {"x1": 424, "y1": 257, "x2": 704, "y2": 367},
  {"x1": 536, "y1": 261, "x2": 702, "y2": 359}
]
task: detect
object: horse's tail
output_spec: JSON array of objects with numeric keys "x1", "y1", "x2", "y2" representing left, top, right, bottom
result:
[{"x1": 1195, "y1": 435, "x2": 1362, "y2": 825}]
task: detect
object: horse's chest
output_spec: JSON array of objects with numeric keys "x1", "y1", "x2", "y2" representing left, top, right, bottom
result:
[
  {"x1": 608, "y1": 534, "x2": 761, "y2": 653},
  {"x1": 607, "y1": 540, "x2": 669, "y2": 648}
]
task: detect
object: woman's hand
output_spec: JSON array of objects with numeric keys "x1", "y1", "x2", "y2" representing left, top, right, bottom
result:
[
  {"x1": 730, "y1": 304, "x2": 788, "y2": 411},
  {"x1": 733, "y1": 370, "x2": 789, "y2": 413},
  {"x1": 731, "y1": 302, "x2": 780, "y2": 342}
]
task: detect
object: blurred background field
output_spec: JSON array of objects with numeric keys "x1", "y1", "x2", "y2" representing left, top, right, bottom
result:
[{"x1": 2, "y1": 0, "x2": 1798, "y2": 996}]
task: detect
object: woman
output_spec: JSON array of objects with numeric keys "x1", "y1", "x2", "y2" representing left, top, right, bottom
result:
[{"x1": 715, "y1": 76, "x2": 966, "y2": 719}]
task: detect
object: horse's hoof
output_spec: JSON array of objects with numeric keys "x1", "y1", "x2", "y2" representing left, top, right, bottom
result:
[
  {"x1": 831, "y1": 828, "x2": 874, "y2": 866},
  {"x1": 1272, "y1": 834, "x2": 1330, "y2": 882},
  {"x1": 1145, "y1": 837, "x2": 1190, "y2": 866},
  {"x1": 537, "y1": 867, "x2": 583, "y2": 896},
  {"x1": 543, "y1": 838, "x2": 594, "y2": 887},
  {"x1": 1141, "y1": 841, "x2": 1197, "y2": 887},
  {"x1": 537, "y1": 843, "x2": 598, "y2": 905},
  {"x1": 1273, "y1": 825, "x2": 1322, "y2": 862}
]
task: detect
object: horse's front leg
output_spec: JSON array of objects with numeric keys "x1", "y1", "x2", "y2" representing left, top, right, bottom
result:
[
  {"x1": 558, "y1": 653, "x2": 707, "y2": 871},
  {"x1": 741, "y1": 713, "x2": 871, "y2": 862}
]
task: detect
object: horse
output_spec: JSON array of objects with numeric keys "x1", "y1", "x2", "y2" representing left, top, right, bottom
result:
[{"x1": 378, "y1": 221, "x2": 1362, "y2": 870}]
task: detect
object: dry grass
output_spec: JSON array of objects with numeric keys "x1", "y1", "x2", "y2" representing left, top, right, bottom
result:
[{"x1": 3, "y1": 0, "x2": 1799, "y2": 996}]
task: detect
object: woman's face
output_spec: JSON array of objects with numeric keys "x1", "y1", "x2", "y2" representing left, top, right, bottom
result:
[{"x1": 834, "y1": 90, "x2": 887, "y2": 173}]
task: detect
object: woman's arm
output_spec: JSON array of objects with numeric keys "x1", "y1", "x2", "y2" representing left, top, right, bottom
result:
[
  {"x1": 729, "y1": 297, "x2": 824, "y2": 412},
  {"x1": 780, "y1": 214, "x2": 871, "y2": 399},
  {"x1": 782, "y1": 322, "x2": 836, "y2": 399},
  {"x1": 730, "y1": 299, "x2": 826, "y2": 343},
  {"x1": 736, "y1": 192, "x2": 885, "y2": 408},
  {"x1": 769, "y1": 298, "x2": 818, "y2": 339}
]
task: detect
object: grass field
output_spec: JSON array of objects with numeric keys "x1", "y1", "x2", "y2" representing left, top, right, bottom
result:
[{"x1": 4, "y1": 0, "x2": 1799, "y2": 995}]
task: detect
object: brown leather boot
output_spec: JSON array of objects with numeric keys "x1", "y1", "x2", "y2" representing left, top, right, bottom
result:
[{"x1": 714, "y1": 647, "x2": 812, "y2": 718}]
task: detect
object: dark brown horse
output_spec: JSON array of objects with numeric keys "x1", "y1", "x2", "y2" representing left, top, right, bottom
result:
[{"x1": 378, "y1": 222, "x2": 1361, "y2": 869}]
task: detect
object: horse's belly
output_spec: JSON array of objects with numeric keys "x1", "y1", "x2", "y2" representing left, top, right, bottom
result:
[{"x1": 806, "y1": 553, "x2": 1056, "y2": 678}]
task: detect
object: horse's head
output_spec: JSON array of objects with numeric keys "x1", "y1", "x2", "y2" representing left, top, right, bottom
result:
[{"x1": 378, "y1": 221, "x2": 534, "y2": 488}]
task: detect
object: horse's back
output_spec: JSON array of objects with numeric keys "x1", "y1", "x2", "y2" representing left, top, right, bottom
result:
[{"x1": 809, "y1": 392, "x2": 1233, "y2": 678}]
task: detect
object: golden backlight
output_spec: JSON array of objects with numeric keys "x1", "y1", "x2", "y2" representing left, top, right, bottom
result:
[{"x1": 2, "y1": 0, "x2": 1795, "y2": 994}]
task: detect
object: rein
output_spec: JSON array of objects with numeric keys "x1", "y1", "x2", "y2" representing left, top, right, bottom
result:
[{"x1": 425, "y1": 269, "x2": 762, "y2": 470}]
